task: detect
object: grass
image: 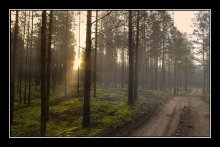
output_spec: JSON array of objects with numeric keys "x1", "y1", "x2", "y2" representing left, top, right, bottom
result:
[
  {"x1": 11, "y1": 87, "x2": 140, "y2": 137},
  {"x1": 141, "y1": 89, "x2": 172, "y2": 99},
  {"x1": 12, "y1": 83, "x2": 172, "y2": 137}
]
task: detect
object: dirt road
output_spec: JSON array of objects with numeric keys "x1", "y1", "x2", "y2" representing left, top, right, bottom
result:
[{"x1": 131, "y1": 88, "x2": 210, "y2": 137}]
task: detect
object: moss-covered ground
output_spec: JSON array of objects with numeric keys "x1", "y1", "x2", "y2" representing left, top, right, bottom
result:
[{"x1": 12, "y1": 85, "x2": 142, "y2": 137}]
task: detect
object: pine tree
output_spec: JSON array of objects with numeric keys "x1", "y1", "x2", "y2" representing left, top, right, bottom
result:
[
  {"x1": 93, "y1": 11, "x2": 98, "y2": 98},
  {"x1": 46, "y1": 10, "x2": 53, "y2": 121},
  {"x1": 10, "y1": 10, "x2": 19, "y2": 125},
  {"x1": 128, "y1": 11, "x2": 134, "y2": 106},
  {"x1": 40, "y1": 10, "x2": 47, "y2": 136},
  {"x1": 134, "y1": 11, "x2": 140, "y2": 101},
  {"x1": 83, "y1": 10, "x2": 92, "y2": 127}
]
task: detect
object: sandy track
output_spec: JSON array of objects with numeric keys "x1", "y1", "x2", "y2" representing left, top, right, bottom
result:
[{"x1": 131, "y1": 88, "x2": 210, "y2": 137}]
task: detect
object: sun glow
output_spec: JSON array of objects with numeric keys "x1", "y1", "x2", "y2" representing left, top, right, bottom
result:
[{"x1": 73, "y1": 58, "x2": 82, "y2": 70}]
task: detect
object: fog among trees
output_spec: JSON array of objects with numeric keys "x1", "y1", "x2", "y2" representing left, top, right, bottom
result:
[{"x1": 10, "y1": 10, "x2": 210, "y2": 137}]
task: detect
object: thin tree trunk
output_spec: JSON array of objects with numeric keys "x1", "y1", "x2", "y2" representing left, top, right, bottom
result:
[
  {"x1": 11, "y1": 10, "x2": 19, "y2": 125},
  {"x1": 168, "y1": 59, "x2": 171, "y2": 91},
  {"x1": 19, "y1": 12, "x2": 26, "y2": 103},
  {"x1": 46, "y1": 11, "x2": 53, "y2": 121},
  {"x1": 40, "y1": 11, "x2": 47, "y2": 136},
  {"x1": 52, "y1": 37, "x2": 56, "y2": 93},
  {"x1": 121, "y1": 48, "x2": 125, "y2": 88},
  {"x1": 64, "y1": 12, "x2": 68, "y2": 98},
  {"x1": 77, "y1": 12, "x2": 81, "y2": 97},
  {"x1": 155, "y1": 52, "x2": 158, "y2": 90},
  {"x1": 141, "y1": 13, "x2": 146, "y2": 88},
  {"x1": 184, "y1": 59, "x2": 188, "y2": 91},
  {"x1": 24, "y1": 11, "x2": 30, "y2": 104},
  {"x1": 35, "y1": 36, "x2": 39, "y2": 92},
  {"x1": 19, "y1": 53, "x2": 23, "y2": 103},
  {"x1": 174, "y1": 60, "x2": 177, "y2": 95},
  {"x1": 153, "y1": 21, "x2": 159, "y2": 90},
  {"x1": 128, "y1": 11, "x2": 134, "y2": 106},
  {"x1": 17, "y1": 59, "x2": 20, "y2": 93},
  {"x1": 176, "y1": 63, "x2": 179, "y2": 94},
  {"x1": 161, "y1": 12, "x2": 165, "y2": 91},
  {"x1": 93, "y1": 11, "x2": 98, "y2": 98},
  {"x1": 28, "y1": 11, "x2": 34, "y2": 106},
  {"x1": 83, "y1": 11, "x2": 92, "y2": 127},
  {"x1": 134, "y1": 11, "x2": 140, "y2": 101},
  {"x1": 202, "y1": 28, "x2": 205, "y2": 95}
]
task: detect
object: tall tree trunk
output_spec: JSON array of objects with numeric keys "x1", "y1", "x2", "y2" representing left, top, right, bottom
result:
[
  {"x1": 207, "y1": 32, "x2": 210, "y2": 93},
  {"x1": 64, "y1": 12, "x2": 68, "y2": 98},
  {"x1": 168, "y1": 59, "x2": 171, "y2": 91},
  {"x1": 174, "y1": 60, "x2": 177, "y2": 95},
  {"x1": 35, "y1": 35, "x2": 40, "y2": 92},
  {"x1": 24, "y1": 11, "x2": 30, "y2": 104},
  {"x1": 93, "y1": 11, "x2": 98, "y2": 98},
  {"x1": 51, "y1": 12, "x2": 57, "y2": 92},
  {"x1": 59, "y1": 64, "x2": 62, "y2": 85},
  {"x1": 146, "y1": 56, "x2": 149, "y2": 89},
  {"x1": 19, "y1": 50, "x2": 23, "y2": 102},
  {"x1": 176, "y1": 63, "x2": 179, "y2": 94},
  {"x1": 134, "y1": 11, "x2": 140, "y2": 101},
  {"x1": 19, "y1": 12, "x2": 26, "y2": 103},
  {"x1": 184, "y1": 59, "x2": 188, "y2": 91},
  {"x1": 128, "y1": 11, "x2": 134, "y2": 106},
  {"x1": 83, "y1": 10, "x2": 92, "y2": 127},
  {"x1": 77, "y1": 12, "x2": 81, "y2": 97},
  {"x1": 11, "y1": 10, "x2": 19, "y2": 125},
  {"x1": 40, "y1": 11, "x2": 47, "y2": 136},
  {"x1": 202, "y1": 28, "x2": 205, "y2": 95},
  {"x1": 121, "y1": 48, "x2": 125, "y2": 88},
  {"x1": 52, "y1": 32, "x2": 56, "y2": 93},
  {"x1": 141, "y1": 13, "x2": 146, "y2": 88},
  {"x1": 153, "y1": 21, "x2": 159, "y2": 90},
  {"x1": 155, "y1": 49, "x2": 158, "y2": 90},
  {"x1": 120, "y1": 25, "x2": 126, "y2": 88},
  {"x1": 46, "y1": 11, "x2": 53, "y2": 121},
  {"x1": 161, "y1": 12, "x2": 165, "y2": 91},
  {"x1": 28, "y1": 11, "x2": 34, "y2": 106}
]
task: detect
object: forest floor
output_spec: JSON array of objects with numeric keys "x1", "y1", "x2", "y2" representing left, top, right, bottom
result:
[
  {"x1": 129, "y1": 88, "x2": 210, "y2": 137},
  {"x1": 11, "y1": 84, "x2": 173, "y2": 137},
  {"x1": 11, "y1": 84, "x2": 209, "y2": 137}
]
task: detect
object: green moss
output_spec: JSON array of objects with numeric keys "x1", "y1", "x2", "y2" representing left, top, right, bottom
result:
[
  {"x1": 12, "y1": 88, "x2": 142, "y2": 137},
  {"x1": 11, "y1": 106, "x2": 41, "y2": 136},
  {"x1": 50, "y1": 98, "x2": 83, "y2": 112}
]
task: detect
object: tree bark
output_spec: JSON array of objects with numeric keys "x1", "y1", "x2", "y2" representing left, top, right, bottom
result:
[
  {"x1": 46, "y1": 11, "x2": 53, "y2": 121},
  {"x1": 28, "y1": 11, "x2": 34, "y2": 106},
  {"x1": 202, "y1": 28, "x2": 206, "y2": 95},
  {"x1": 83, "y1": 11, "x2": 92, "y2": 127},
  {"x1": 24, "y1": 11, "x2": 30, "y2": 104},
  {"x1": 93, "y1": 11, "x2": 98, "y2": 98},
  {"x1": 19, "y1": 12, "x2": 26, "y2": 103},
  {"x1": 184, "y1": 59, "x2": 188, "y2": 91},
  {"x1": 128, "y1": 11, "x2": 134, "y2": 106},
  {"x1": 64, "y1": 12, "x2": 68, "y2": 98},
  {"x1": 134, "y1": 11, "x2": 140, "y2": 101},
  {"x1": 77, "y1": 12, "x2": 81, "y2": 97},
  {"x1": 40, "y1": 11, "x2": 47, "y2": 136},
  {"x1": 121, "y1": 25, "x2": 126, "y2": 88},
  {"x1": 174, "y1": 60, "x2": 177, "y2": 95},
  {"x1": 161, "y1": 12, "x2": 165, "y2": 91},
  {"x1": 11, "y1": 10, "x2": 19, "y2": 125}
]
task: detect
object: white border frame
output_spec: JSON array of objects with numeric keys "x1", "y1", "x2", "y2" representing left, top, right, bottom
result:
[{"x1": 9, "y1": 9, "x2": 211, "y2": 138}]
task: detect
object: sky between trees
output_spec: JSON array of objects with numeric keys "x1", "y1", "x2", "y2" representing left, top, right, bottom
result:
[
  {"x1": 10, "y1": 10, "x2": 209, "y2": 68},
  {"x1": 73, "y1": 10, "x2": 203, "y2": 66}
]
